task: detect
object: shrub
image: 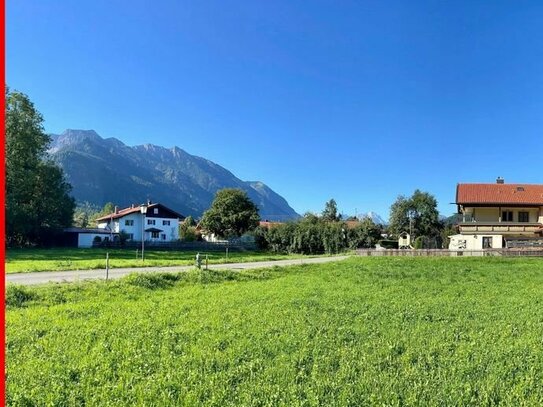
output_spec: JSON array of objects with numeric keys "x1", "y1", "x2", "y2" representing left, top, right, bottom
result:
[
  {"x1": 379, "y1": 240, "x2": 399, "y2": 249},
  {"x1": 6, "y1": 285, "x2": 36, "y2": 308},
  {"x1": 414, "y1": 236, "x2": 425, "y2": 249},
  {"x1": 253, "y1": 226, "x2": 269, "y2": 250},
  {"x1": 123, "y1": 273, "x2": 181, "y2": 290},
  {"x1": 257, "y1": 217, "x2": 382, "y2": 254},
  {"x1": 93, "y1": 236, "x2": 102, "y2": 244}
]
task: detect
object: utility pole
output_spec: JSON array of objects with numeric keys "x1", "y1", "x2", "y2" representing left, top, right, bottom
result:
[{"x1": 140, "y1": 204, "x2": 148, "y2": 261}]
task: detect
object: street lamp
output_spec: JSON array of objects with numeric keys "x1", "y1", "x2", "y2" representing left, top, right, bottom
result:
[
  {"x1": 408, "y1": 209, "x2": 415, "y2": 238},
  {"x1": 140, "y1": 204, "x2": 148, "y2": 261}
]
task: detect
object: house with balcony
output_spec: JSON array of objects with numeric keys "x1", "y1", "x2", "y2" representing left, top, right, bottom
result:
[
  {"x1": 449, "y1": 178, "x2": 543, "y2": 250},
  {"x1": 95, "y1": 201, "x2": 185, "y2": 243}
]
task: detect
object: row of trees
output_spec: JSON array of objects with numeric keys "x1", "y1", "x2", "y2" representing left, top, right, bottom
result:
[{"x1": 254, "y1": 214, "x2": 382, "y2": 254}]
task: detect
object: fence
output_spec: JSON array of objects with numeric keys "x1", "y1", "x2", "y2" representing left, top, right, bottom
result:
[
  {"x1": 93, "y1": 240, "x2": 257, "y2": 251},
  {"x1": 356, "y1": 248, "x2": 543, "y2": 257}
]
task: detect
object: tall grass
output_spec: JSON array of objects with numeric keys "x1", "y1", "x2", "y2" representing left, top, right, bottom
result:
[{"x1": 6, "y1": 257, "x2": 543, "y2": 406}]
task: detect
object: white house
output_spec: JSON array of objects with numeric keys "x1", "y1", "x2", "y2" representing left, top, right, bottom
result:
[
  {"x1": 449, "y1": 178, "x2": 543, "y2": 251},
  {"x1": 95, "y1": 202, "x2": 185, "y2": 242}
]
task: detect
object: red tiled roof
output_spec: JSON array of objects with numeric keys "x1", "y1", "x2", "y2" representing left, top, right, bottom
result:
[
  {"x1": 456, "y1": 183, "x2": 543, "y2": 205},
  {"x1": 95, "y1": 204, "x2": 158, "y2": 221},
  {"x1": 259, "y1": 221, "x2": 283, "y2": 228}
]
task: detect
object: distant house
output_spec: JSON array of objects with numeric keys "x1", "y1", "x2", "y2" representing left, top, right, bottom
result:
[
  {"x1": 94, "y1": 202, "x2": 185, "y2": 243},
  {"x1": 258, "y1": 220, "x2": 284, "y2": 229},
  {"x1": 196, "y1": 220, "x2": 280, "y2": 243},
  {"x1": 449, "y1": 178, "x2": 543, "y2": 250}
]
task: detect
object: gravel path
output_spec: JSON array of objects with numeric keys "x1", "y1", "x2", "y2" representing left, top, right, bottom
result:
[{"x1": 6, "y1": 256, "x2": 350, "y2": 286}]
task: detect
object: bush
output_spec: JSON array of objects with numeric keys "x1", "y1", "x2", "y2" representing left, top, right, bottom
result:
[
  {"x1": 6, "y1": 285, "x2": 36, "y2": 308},
  {"x1": 414, "y1": 236, "x2": 425, "y2": 249},
  {"x1": 253, "y1": 226, "x2": 269, "y2": 250},
  {"x1": 93, "y1": 236, "x2": 102, "y2": 244},
  {"x1": 180, "y1": 225, "x2": 201, "y2": 242},
  {"x1": 347, "y1": 220, "x2": 382, "y2": 249},
  {"x1": 379, "y1": 240, "x2": 399, "y2": 249},
  {"x1": 257, "y1": 217, "x2": 382, "y2": 254},
  {"x1": 123, "y1": 273, "x2": 181, "y2": 289}
]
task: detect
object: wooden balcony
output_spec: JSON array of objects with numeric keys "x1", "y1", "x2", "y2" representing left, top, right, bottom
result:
[{"x1": 458, "y1": 222, "x2": 542, "y2": 234}]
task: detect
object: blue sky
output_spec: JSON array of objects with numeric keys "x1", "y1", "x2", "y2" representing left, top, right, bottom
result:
[{"x1": 7, "y1": 0, "x2": 543, "y2": 218}]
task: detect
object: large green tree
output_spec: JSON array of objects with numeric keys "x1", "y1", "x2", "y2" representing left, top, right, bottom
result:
[
  {"x1": 200, "y1": 189, "x2": 260, "y2": 238},
  {"x1": 388, "y1": 190, "x2": 442, "y2": 239},
  {"x1": 6, "y1": 87, "x2": 75, "y2": 245}
]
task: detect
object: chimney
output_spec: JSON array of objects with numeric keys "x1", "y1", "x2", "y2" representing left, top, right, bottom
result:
[
  {"x1": 131, "y1": 204, "x2": 135, "y2": 209},
  {"x1": 114, "y1": 206, "x2": 119, "y2": 214},
  {"x1": 496, "y1": 177, "x2": 505, "y2": 184},
  {"x1": 147, "y1": 199, "x2": 152, "y2": 205}
]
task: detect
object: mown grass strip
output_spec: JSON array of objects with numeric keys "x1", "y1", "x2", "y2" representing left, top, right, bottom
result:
[{"x1": 5, "y1": 248, "x2": 331, "y2": 273}]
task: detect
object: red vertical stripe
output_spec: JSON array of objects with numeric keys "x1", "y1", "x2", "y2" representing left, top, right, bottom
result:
[{"x1": 1, "y1": 0, "x2": 7, "y2": 403}]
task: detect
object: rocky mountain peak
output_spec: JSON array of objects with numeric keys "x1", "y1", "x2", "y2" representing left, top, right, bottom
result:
[{"x1": 49, "y1": 129, "x2": 300, "y2": 221}]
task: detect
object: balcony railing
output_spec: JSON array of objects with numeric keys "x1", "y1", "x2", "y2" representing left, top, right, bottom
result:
[{"x1": 458, "y1": 222, "x2": 542, "y2": 234}]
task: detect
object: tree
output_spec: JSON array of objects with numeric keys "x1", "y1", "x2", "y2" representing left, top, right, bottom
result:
[
  {"x1": 183, "y1": 215, "x2": 196, "y2": 227},
  {"x1": 179, "y1": 216, "x2": 199, "y2": 241},
  {"x1": 6, "y1": 87, "x2": 75, "y2": 245},
  {"x1": 347, "y1": 217, "x2": 383, "y2": 249},
  {"x1": 90, "y1": 202, "x2": 115, "y2": 222},
  {"x1": 73, "y1": 201, "x2": 100, "y2": 228},
  {"x1": 200, "y1": 189, "x2": 260, "y2": 238},
  {"x1": 73, "y1": 211, "x2": 90, "y2": 228},
  {"x1": 322, "y1": 199, "x2": 340, "y2": 222},
  {"x1": 388, "y1": 190, "x2": 442, "y2": 239}
]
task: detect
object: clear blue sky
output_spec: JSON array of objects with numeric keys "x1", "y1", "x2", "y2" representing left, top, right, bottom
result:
[{"x1": 7, "y1": 0, "x2": 543, "y2": 219}]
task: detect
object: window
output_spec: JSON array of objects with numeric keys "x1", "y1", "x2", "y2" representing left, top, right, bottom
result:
[
  {"x1": 161, "y1": 234, "x2": 167, "y2": 240},
  {"x1": 518, "y1": 212, "x2": 529, "y2": 222},
  {"x1": 154, "y1": 208, "x2": 158, "y2": 214},
  {"x1": 482, "y1": 237, "x2": 493, "y2": 249},
  {"x1": 127, "y1": 233, "x2": 134, "y2": 240},
  {"x1": 502, "y1": 211, "x2": 513, "y2": 222},
  {"x1": 147, "y1": 219, "x2": 156, "y2": 225},
  {"x1": 151, "y1": 231, "x2": 159, "y2": 238},
  {"x1": 163, "y1": 220, "x2": 170, "y2": 226},
  {"x1": 125, "y1": 219, "x2": 134, "y2": 226}
]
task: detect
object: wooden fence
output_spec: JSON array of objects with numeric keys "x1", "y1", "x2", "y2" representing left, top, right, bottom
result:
[
  {"x1": 356, "y1": 248, "x2": 543, "y2": 257},
  {"x1": 93, "y1": 240, "x2": 257, "y2": 251}
]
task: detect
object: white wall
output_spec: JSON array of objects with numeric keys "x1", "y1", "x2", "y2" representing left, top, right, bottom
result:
[
  {"x1": 449, "y1": 234, "x2": 503, "y2": 250},
  {"x1": 78, "y1": 233, "x2": 114, "y2": 248},
  {"x1": 97, "y1": 214, "x2": 180, "y2": 241},
  {"x1": 465, "y1": 207, "x2": 540, "y2": 223},
  {"x1": 123, "y1": 215, "x2": 179, "y2": 241}
]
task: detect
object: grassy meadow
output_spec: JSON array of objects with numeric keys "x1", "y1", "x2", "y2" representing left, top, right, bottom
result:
[
  {"x1": 6, "y1": 257, "x2": 543, "y2": 406},
  {"x1": 5, "y1": 247, "x2": 324, "y2": 273}
]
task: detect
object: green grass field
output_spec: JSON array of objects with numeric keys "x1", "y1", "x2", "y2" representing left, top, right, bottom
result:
[
  {"x1": 6, "y1": 257, "x2": 543, "y2": 406},
  {"x1": 5, "y1": 248, "x2": 324, "y2": 273}
]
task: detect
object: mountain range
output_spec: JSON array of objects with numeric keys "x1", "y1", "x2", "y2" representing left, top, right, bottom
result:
[
  {"x1": 341, "y1": 211, "x2": 387, "y2": 225},
  {"x1": 48, "y1": 130, "x2": 300, "y2": 221},
  {"x1": 361, "y1": 211, "x2": 387, "y2": 225}
]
